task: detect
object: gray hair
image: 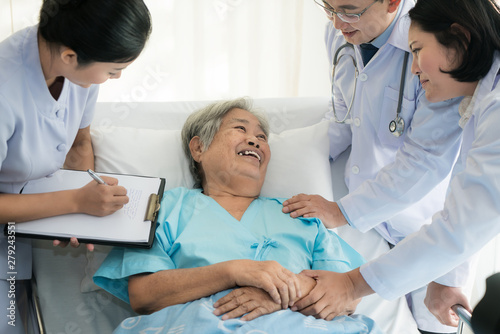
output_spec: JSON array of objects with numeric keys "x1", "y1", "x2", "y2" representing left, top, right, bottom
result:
[{"x1": 181, "y1": 97, "x2": 270, "y2": 187}]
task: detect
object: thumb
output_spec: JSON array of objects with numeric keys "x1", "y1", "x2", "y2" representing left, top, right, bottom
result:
[{"x1": 300, "y1": 269, "x2": 320, "y2": 279}]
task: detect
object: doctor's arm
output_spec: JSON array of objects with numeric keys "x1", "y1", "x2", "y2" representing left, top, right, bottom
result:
[{"x1": 285, "y1": 96, "x2": 463, "y2": 230}]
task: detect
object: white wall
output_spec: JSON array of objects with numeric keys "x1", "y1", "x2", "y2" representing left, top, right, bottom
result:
[{"x1": 0, "y1": 0, "x2": 331, "y2": 102}]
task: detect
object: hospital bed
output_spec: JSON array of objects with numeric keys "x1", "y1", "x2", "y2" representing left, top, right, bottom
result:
[{"x1": 26, "y1": 97, "x2": 488, "y2": 334}]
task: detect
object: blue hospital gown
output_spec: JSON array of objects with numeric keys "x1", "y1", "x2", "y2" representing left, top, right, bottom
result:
[{"x1": 94, "y1": 187, "x2": 382, "y2": 333}]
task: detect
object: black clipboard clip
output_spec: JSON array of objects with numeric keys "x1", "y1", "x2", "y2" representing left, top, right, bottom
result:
[{"x1": 145, "y1": 193, "x2": 161, "y2": 222}]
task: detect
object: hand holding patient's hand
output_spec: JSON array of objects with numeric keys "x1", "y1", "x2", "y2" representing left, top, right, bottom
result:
[
  {"x1": 76, "y1": 176, "x2": 129, "y2": 216},
  {"x1": 282, "y1": 194, "x2": 348, "y2": 228},
  {"x1": 215, "y1": 271, "x2": 317, "y2": 321},
  {"x1": 230, "y1": 260, "x2": 301, "y2": 309},
  {"x1": 292, "y1": 270, "x2": 360, "y2": 321}
]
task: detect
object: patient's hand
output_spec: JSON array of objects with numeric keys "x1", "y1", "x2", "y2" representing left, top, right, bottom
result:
[
  {"x1": 229, "y1": 260, "x2": 301, "y2": 310},
  {"x1": 213, "y1": 287, "x2": 280, "y2": 321},
  {"x1": 214, "y1": 272, "x2": 317, "y2": 321},
  {"x1": 282, "y1": 194, "x2": 348, "y2": 229}
]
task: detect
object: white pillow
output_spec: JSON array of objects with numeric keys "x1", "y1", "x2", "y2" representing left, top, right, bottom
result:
[{"x1": 91, "y1": 120, "x2": 333, "y2": 200}]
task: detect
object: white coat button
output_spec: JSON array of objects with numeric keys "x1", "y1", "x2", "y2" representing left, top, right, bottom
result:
[
  {"x1": 359, "y1": 73, "x2": 368, "y2": 81},
  {"x1": 351, "y1": 165, "x2": 360, "y2": 174},
  {"x1": 57, "y1": 144, "x2": 66, "y2": 152},
  {"x1": 354, "y1": 118, "x2": 361, "y2": 127}
]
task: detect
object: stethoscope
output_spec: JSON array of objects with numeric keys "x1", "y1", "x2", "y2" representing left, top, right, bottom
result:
[{"x1": 330, "y1": 42, "x2": 410, "y2": 137}]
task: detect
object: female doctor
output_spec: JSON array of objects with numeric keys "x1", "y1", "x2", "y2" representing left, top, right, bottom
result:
[
  {"x1": 0, "y1": 0, "x2": 151, "y2": 332},
  {"x1": 290, "y1": 0, "x2": 500, "y2": 328}
]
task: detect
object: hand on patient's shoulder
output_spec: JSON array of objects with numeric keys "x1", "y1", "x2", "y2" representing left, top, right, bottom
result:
[
  {"x1": 74, "y1": 176, "x2": 129, "y2": 217},
  {"x1": 282, "y1": 194, "x2": 347, "y2": 228}
]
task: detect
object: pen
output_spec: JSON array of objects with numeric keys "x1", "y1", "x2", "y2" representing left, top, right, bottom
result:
[{"x1": 87, "y1": 169, "x2": 108, "y2": 185}]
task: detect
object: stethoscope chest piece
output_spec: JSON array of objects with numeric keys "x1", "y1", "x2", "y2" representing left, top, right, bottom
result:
[{"x1": 389, "y1": 115, "x2": 405, "y2": 137}]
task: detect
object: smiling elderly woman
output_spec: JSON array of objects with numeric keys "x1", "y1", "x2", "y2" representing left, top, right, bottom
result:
[{"x1": 93, "y1": 98, "x2": 382, "y2": 333}]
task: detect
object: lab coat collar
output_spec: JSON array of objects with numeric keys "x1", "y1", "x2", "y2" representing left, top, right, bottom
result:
[
  {"x1": 386, "y1": 0, "x2": 414, "y2": 53},
  {"x1": 459, "y1": 52, "x2": 500, "y2": 128},
  {"x1": 476, "y1": 51, "x2": 500, "y2": 100}
]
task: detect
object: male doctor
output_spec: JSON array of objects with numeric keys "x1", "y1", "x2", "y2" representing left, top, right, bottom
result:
[{"x1": 283, "y1": 1, "x2": 466, "y2": 333}]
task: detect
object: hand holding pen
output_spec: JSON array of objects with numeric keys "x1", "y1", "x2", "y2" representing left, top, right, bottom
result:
[
  {"x1": 76, "y1": 169, "x2": 129, "y2": 217},
  {"x1": 53, "y1": 169, "x2": 129, "y2": 251}
]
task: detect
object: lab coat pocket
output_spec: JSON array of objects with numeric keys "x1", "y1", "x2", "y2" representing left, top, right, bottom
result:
[{"x1": 377, "y1": 86, "x2": 414, "y2": 148}]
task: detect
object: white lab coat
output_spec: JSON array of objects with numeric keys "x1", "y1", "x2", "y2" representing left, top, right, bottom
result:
[
  {"x1": 361, "y1": 52, "x2": 500, "y2": 300},
  {"x1": 324, "y1": 0, "x2": 465, "y2": 331},
  {"x1": 326, "y1": 0, "x2": 462, "y2": 245}
]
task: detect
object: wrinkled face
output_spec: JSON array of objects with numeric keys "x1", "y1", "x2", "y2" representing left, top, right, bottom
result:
[
  {"x1": 408, "y1": 23, "x2": 474, "y2": 102},
  {"x1": 323, "y1": 0, "x2": 396, "y2": 45},
  {"x1": 197, "y1": 108, "x2": 270, "y2": 188},
  {"x1": 65, "y1": 61, "x2": 132, "y2": 88}
]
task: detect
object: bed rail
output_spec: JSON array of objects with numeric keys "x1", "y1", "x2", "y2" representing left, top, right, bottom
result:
[{"x1": 453, "y1": 305, "x2": 472, "y2": 334}]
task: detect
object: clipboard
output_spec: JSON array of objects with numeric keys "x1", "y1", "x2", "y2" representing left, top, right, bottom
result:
[{"x1": 4, "y1": 169, "x2": 166, "y2": 248}]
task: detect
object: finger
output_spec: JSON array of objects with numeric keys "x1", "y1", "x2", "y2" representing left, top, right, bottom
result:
[
  {"x1": 292, "y1": 294, "x2": 316, "y2": 313},
  {"x1": 299, "y1": 269, "x2": 319, "y2": 279},
  {"x1": 221, "y1": 301, "x2": 255, "y2": 320},
  {"x1": 289, "y1": 206, "x2": 317, "y2": 218},
  {"x1": 213, "y1": 292, "x2": 236, "y2": 308},
  {"x1": 241, "y1": 307, "x2": 267, "y2": 321},
  {"x1": 443, "y1": 310, "x2": 459, "y2": 327},
  {"x1": 113, "y1": 194, "x2": 130, "y2": 205},
  {"x1": 325, "y1": 312, "x2": 338, "y2": 321},
  {"x1": 70, "y1": 237, "x2": 80, "y2": 248},
  {"x1": 100, "y1": 176, "x2": 118, "y2": 186},
  {"x1": 261, "y1": 284, "x2": 281, "y2": 306},
  {"x1": 276, "y1": 280, "x2": 290, "y2": 309},
  {"x1": 53, "y1": 239, "x2": 68, "y2": 248},
  {"x1": 213, "y1": 296, "x2": 244, "y2": 315},
  {"x1": 111, "y1": 185, "x2": 129, "y2": 197},
  {"x1": 282, "y1": 201, "x2": 308, "y2": 214},
  {"x1": 86, "y1": 243, "x2": 95, "y2": 252}
]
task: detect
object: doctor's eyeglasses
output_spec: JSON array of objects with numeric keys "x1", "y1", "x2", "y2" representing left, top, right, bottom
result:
[{"x1": 314, "y1": 0, "x2": 379, "y2": 23}]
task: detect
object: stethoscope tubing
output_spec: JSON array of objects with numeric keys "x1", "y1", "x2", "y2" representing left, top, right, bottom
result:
[{"x1": 330, "y1": 42, "x2": 409, "y2": 137}]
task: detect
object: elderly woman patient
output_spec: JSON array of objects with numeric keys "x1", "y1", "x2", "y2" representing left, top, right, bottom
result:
[{"x1": 93, "y1": 98, "x2": 381, "y2": 333}]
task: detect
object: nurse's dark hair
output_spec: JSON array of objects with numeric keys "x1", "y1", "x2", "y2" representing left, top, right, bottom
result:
[
  {"x1": 38, "y1": 0, "x2": 152, "y2": 66},
  {"x1": 408, "y1": 0, "x2": 500, "y2": 82}
]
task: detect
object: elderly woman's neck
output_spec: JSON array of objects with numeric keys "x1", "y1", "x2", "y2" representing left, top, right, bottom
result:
[{"x1": 202, "y1": 183, "x2": 260, "y2": 221}]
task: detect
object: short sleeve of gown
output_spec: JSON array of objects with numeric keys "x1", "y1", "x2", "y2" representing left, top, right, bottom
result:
[{"x1": 93, "y1": 188, "x2": 187, "y2": 303}]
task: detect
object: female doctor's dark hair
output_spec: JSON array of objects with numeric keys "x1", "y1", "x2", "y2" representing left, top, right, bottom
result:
[
  {"x1": 408, "y1": 0, "x2": 500, "y2": 82},
  {"x1": 38, "y1": 0, "x2": 152, "y2": 66}
]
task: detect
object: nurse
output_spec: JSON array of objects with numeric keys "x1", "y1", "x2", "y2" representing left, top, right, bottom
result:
[
  {"x1": 282, "y1": 1, "x2": 464, "y2": 332},
  {"x1": 0, "y1": 0, "x2": 151, "y2": 332},
  {"x1": 291, "y1": 0, "x2": 500, "y2": 329}
]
